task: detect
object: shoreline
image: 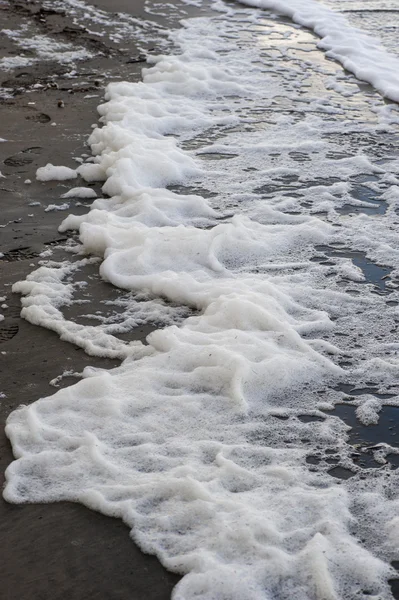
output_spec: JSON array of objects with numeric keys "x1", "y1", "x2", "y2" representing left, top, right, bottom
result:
[
  {"x1": 1, "y1": 0, "x2": 399, "y2": 598},
  {"x1": 0, "y1": 1, "x2": 209, "y2": 597}
]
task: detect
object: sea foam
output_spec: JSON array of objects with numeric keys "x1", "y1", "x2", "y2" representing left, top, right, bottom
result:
[{"x1": 5, "y1": 3, "x2": 399, "y2": 599}]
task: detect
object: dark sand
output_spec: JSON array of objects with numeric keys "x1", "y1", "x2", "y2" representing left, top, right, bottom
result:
[{"x1": 0, "y1": 1, "x2": 212, "y2": 598}]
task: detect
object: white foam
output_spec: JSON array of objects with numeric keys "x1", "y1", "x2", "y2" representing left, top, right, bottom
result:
[
  {"x1": 45, "y1": 203, "x2": 70, "y2": 212},
  {"x1": 356, "y1": 396, "x2": 381, "y2": 426},
  {"x1": 36, "y1": 164, "x2": 77, "y2": 182},
  {"x1": 61, "y1": 187, "x2": 98, "y2": 199},
  {"x1": 5, "y1": 4, "x2": 399, "y2": 600}
]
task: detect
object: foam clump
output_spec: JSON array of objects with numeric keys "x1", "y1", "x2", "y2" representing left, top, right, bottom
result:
[
  {"x1": 36, "y1": 163, "x2": 77, "y2": 181},
  {"x1": 356, "y1": 397, "x2": 381, "y2": 426},
  {"x1": 45, "y1": 203, "x2": 70, "y2": 212},
  {"x1": 61, "y1": 187, "x2": 98, "y2": 199}
]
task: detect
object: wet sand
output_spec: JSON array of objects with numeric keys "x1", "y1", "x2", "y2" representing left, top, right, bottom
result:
[{"x1": 0, "y1": 0, "x2": 209, "y2": 597}]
